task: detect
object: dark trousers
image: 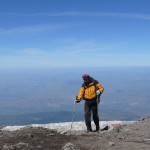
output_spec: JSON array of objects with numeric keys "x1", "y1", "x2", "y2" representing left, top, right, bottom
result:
[{"x1": 84, "y1": 100, "x2": 100, "y2": 131}]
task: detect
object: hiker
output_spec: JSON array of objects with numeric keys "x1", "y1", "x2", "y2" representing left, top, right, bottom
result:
[{"x1": 76, "y1": 74, "x2": 104, "y2": 132}]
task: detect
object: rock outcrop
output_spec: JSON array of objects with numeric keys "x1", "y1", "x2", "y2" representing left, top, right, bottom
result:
[{"x1": 1, "y1": 117, "x2": 150, "y2": 150}]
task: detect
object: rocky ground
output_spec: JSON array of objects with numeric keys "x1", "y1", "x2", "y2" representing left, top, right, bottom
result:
[{"x1": 1, "y1": 117, "x2": 150, "y2": 150}]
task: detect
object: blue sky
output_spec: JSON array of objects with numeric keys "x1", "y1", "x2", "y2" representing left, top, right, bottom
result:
[{"x1": 0, "y1": 0, "x2": 150, "y2": 68}]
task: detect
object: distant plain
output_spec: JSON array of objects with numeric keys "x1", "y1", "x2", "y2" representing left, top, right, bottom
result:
[{"x1": 0, "y1": 67, "x2": 150, "y2": 125}]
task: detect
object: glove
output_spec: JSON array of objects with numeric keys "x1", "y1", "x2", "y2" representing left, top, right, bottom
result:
[
  {"x1": 76, "y1": 95, "x2": 78, "y2": 100},
  {"x1": 96, "y1": 90, "x2": 101, "y2": 96},
  {"x1": 75, "y1": 100, "x2": 80, "y2": 103},
  {"x1": 75, "y1": 95, "x2": 80, "y2": 103}
]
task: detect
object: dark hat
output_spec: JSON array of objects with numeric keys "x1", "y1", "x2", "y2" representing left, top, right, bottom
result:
[{"x1": 82, "y1": 74, "x2": 90, "y2": 80}]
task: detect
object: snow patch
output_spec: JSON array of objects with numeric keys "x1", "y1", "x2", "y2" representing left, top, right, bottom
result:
[{"x1": 2, "y1": 121, "x2": 134, "y2": 134}]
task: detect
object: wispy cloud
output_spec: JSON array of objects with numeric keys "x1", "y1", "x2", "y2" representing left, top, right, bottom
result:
[
  {"x1": 1, "y1": 11, "x2": 150, "y2": 20},
  {"x1": 49, "y1": 39, "x2": 124, "y2": 56},
  {"x1": 0, "y1": 48, "x2": 48, "y2": 56},
  {"x1": 0, "y1": 24, "x2": 68, "y2": 36},
  {"x1": 41, "y1": 12, "x2": 150, "y2": 20},
  {"x1": 0, "y1": 39, "x2": 124, "y2": 58},
  {"x1": 17, "y1": 48, "x2": 48, "y2": 55}
]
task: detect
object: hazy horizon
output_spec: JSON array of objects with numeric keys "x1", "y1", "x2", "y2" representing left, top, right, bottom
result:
[{"x1": 0, "y1": 66, "x2": 150, "y2": 125}]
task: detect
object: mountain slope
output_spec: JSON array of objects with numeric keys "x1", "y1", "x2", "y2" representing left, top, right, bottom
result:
[{"x1": 1, "y1": 117, "x2": 150, "y2": 150}]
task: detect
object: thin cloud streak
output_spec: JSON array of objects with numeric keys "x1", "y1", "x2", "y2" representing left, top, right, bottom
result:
[
  {"x1": 51, "y1": 39, "x2": 125, "y2": 55},
  {"x1": 0, "y1": 24, "x2": 68, "y2": 35},
  {"x1": 0, "y1": 40, "x2": 124, "y2": 57},
  {"x1": 1, "y1": 11, "x2": 150, "y2": 20}
]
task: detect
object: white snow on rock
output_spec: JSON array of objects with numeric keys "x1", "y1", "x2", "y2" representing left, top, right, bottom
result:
[{"x1": 2, "y1": 121, "x2": 135, "y2": 134}]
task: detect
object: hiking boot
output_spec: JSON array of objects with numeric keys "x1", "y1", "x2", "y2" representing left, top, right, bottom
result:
[
  {"x1": 93, "y1": 130, "x2": 100, "y2": 133},
  {"x1": 96, "y1": 126, "x2": 100, "y2": 131},
  {"x1": 86, "y1": 129, "x2": 92, "y2": 133}
]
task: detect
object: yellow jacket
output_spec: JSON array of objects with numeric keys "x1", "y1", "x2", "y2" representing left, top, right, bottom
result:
[{"x1": 77, "y1": 79, "x2": 104, "y2": 101}]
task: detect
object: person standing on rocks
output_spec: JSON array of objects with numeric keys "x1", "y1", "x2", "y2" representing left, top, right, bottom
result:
[{"x1": 76, "y1": 74, "x2": 104, "y2": 133}]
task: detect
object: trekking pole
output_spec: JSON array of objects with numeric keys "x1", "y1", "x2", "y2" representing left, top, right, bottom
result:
[
  {"x1": 96, "y1": 90, "x2": 101, "y2": 119},
  {"x1": 70, "y1": 100, "x2": 77, "y2": 135},
  {"x1": 96, "y1": 95, "x2": 99, "y2": 119}
]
